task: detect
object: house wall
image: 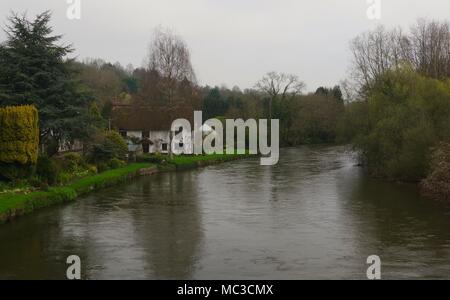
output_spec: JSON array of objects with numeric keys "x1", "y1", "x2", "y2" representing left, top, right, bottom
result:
[
  {"x1": 149, "y1": 131, "x2": 170, "y2": 154},
  {"x1": 126, "y1": 131, "x2": 143, "y2": 139},
  {"x1": 58, "y1": 139, "x2": 83, "y2": 153},
  {"x1": 124, "y1": 130, "x2": 194, "y2": 155}
]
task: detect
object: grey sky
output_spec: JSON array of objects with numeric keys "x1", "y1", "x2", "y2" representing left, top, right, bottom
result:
[{"x1": 1, "y1": 0, "x2": 449, "y2": 92}]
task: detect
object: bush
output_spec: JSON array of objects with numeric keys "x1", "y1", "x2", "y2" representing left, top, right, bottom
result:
[
  {"x1": 96, "y1": 162, "x2": 110, "y2": 173},
  {"x1": 36, "y1": 156, "x2": 60, "y2": 185},
  {"x1": 61, "y1": 152, "x2": 84, "y2": 173},
  {"x1": 105, "y1": 131, "x2": 128, "y2": 159},
  {"x1": 0, "y1": 163, "x2": 34, "y2": 182},
  {"x1": 88, "y1": 131, "x2": 128, "y2": 166},
  {"x1": 57, "y1": 172, "x2": 73, "y2": 184},
  {"x1": 0, "y1": 105, "x2": 39, "y2": 180},
  {"x1": 87, "y1": 165, "x2": 97, "y2": 174},
  {"x1": 108, "y1": 158, "x2": 126, "y2": 169},
  {"x1": 346, "y1": 67, "x2": 450, "y2": 180}
]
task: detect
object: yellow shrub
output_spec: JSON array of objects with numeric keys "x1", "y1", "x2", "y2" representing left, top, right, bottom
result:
[{"x1": 0, "y1": 105, "x2": 39, "y2": 165}]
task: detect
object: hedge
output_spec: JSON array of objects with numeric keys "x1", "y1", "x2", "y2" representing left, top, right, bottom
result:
[
  {"x1": 0, "y1": 105, "x2": 39, "y2": 180},
  {"x1": 0, "y1": 105, "x2": 39, "y2": 164}
]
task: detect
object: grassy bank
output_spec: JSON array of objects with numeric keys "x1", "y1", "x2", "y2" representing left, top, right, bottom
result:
[
  {"x1": 167, "y1": 153, "x2": 250, "y2": 169},
  {"x1": 0, "y1": 163, "x2": 153, "y2": 224},
  {"x1": 0, "y1": 153, "x2": 250, "y2": 224}
]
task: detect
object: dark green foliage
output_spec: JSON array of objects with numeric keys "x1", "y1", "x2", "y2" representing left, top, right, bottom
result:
[
  {"x1": 0, "y1": 163, "x2": 34, "y2": 182},
  {"x1": 202, "y1": 87, "x2": 229, "y2": 120},
  {"x1": 343, "y1": 67, "x2": 450, "y2": 180},
  {"x1": 60, "y1": 152, "x2": 84, "y2": 173},
  {"x1": 108, "y1": 158, "x2": 126, "y2": 169},
  {"x1": 336, "y1": 100, "x2": 369, "y2": 143},
  {"x1": 315, "y1": 86, "x2": 344, "y2": 105},
  {"x1": 276, "y1": 94, "x2": 345, "y2": 146},
  {"x1": 200, "y1": 85, "x2": 346, "y2": 147},
  {"x1": 36, "y1": 156, "x2": 59, "y2": 185},
  {"x1": 124, "y1": 76, "x2": 139, "y2": 94},
  {"x1": 0, "y1": 11, "x2": 97, "y2": 151},
  {"x1": 88, "y1": 131, "x2": 128, "y2": 167}
]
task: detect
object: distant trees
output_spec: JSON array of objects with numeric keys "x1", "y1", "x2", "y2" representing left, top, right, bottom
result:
[
  {"x1": 75, "y1": 59, "x2": 138, "y2": 120},
  {"x1": 0, "y1": 11, "x2": 96, "y2": 155},
  {"x1": 199, "y1": 83, "x2": 344, "y2": 146},
  {"x1": 255, "y1": 71, "x2": 305, "y2": 119},
  {"x1": 315, "y1": 86, "x2": 344, "y2": 104},
  {"x1": 278, "y1": 93, "x2": 344, "y2": 146},
  {"x1": 202, "y1": 87, "x2": 229, "y2": 120}
]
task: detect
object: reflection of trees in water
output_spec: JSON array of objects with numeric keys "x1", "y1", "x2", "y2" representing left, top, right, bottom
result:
[
  {"x1": 0, "y1": 219, "x2": 58, "y2": 279},
  {"x1": 5, "y1": 146, "x2": 450, "y2": 279},
  {"x1": 0, "y1": 172, "x2": 203, "y2": 280},
  {"x1": 0, "y1": 206, "x2": 91, "y2": 279},
  {"x1": 136, "y1": 171, "x2": 203, "y2": 279},
  {"x1": 339, "y1": 167, "x2": 450, "y2": 277}
]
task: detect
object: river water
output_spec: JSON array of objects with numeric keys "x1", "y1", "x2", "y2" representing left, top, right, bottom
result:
[{"x1": 1, "y1": 145, "x2": 450, "y2": 279}]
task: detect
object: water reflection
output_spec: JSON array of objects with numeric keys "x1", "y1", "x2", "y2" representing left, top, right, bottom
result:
[{"x1": 1, "y1": 145, "x2": 450, "y2": 279}]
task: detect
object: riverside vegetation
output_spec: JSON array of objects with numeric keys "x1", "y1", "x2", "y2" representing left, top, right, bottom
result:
[
  {"x1": 0, "y1": 152, "x2": 248, "y2": 223},
  {"x1": 0, "y1": 10, "x2": 449, "y2": 225}
]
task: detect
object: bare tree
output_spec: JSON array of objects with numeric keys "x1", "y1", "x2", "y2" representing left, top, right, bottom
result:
[
  {"x1": 349, "y1": 20, "x2": 450, "y2": 98},
  {"x1": 147, "y1": 26, "x2": 197, "y2": 158},
  {"x1": 410, "y1": 19, "x2": 450, "y2": 80},
  {"x1": 350, "y1": 26, "x2": 411, "y2": 94},
  {"x1": 255, "y1": 71, "x2": 305, "y2": 119}
]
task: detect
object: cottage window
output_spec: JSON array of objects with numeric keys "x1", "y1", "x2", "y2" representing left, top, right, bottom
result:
[{"x1": 119, "y1": 130, "x2": 127, "y2": 138}]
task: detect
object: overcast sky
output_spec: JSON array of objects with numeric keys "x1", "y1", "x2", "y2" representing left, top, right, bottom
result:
[{"x1": 1, "y1": 0, "x2": 449, "y2": 92}]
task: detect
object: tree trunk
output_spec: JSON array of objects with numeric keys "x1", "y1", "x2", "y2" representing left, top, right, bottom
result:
[{"x1": 169, "y1": 130, "x2": 174, "y2": 160}]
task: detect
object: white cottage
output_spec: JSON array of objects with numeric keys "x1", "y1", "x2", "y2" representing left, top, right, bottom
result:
[{"x1": 112, "y1": 104, "x2": 195, "y2": 155}]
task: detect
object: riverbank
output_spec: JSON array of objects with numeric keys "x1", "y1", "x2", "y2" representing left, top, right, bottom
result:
[
  {"x1": 3, "y1": 145, "x2": 446, "y2": 280},
  {"x1": 0, "y1": 153, "x2": 248, "y2": 224}
]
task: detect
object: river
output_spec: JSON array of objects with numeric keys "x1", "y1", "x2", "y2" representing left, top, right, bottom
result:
[{"x1": 1, "y1": 145, "x2": 450, "y2": 279}]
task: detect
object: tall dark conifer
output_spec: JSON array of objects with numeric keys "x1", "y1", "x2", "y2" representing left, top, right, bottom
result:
[{"x1": 0, "y1": 11, "x2": 97, "y2": 154}]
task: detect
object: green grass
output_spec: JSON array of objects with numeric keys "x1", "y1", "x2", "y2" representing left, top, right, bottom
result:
[
  {"x1": 167, "y1": 153, "x2": 250, "y2": 168},
  {"x1": 68, "y1": 163, "x2": 152, "y2": 195},
  {"x1": 0, "y1": 163, "x2": 153, "y2": 223},
  {"x1": 0, "y1": 153, "x2": 251, "y2": 224}
]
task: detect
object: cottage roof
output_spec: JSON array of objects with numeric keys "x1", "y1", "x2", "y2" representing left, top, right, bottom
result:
[{"x1": 111, "y1": 104, "x2": 195, "y2": 131}]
